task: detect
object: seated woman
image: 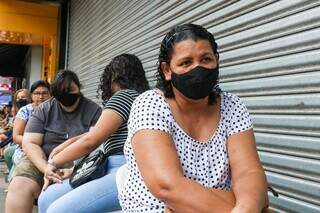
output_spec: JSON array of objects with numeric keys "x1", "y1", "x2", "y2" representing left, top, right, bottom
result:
[
  {"x1": 11, "y1": 81, "x2": 51, "y2": 173},
  {"x1": 38, "y1": 54, "x2": 149, "y2": 213},
  {"x1": 3, "y1": 88, "x2": 32, "y2": 179},
  {"x1": 12, "y1": 89, "x2": 31, "y2": 117},
  {"x1": 119, "y1": 24, "x2": 268, "y2": 213},
  {"x1": 5, "y1": 71, "x2": 102, "y2": 213}
]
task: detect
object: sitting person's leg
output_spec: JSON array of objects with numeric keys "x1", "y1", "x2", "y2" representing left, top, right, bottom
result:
[
  {"x1": 6, "y1": 177, "x2": 41, "y2": 213},
  {"x1": 4, "y1": 145, "x2": 16, "y2": 171},
  {"x1": 39, "y1": 154, "x2": 125, "y2": 213},
  {"x1": 5, "y1": 155, "x2": 43, "y2": 213},
  {"x1": 38, "y1": 178, "x2": 73, "y2": 213}
]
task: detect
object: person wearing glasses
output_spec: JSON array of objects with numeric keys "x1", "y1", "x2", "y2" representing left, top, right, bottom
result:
[
  {"x1": 5, "y1": 80, "x2": 51, "y2": 212},
  {"x1": 5, "y1": 71, "x2": 102, "y2": 213},
  {"x1": 10, "y1": 80, "x2": 51, "y2": 168}
]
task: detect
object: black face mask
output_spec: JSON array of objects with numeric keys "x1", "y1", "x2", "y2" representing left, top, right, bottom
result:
[
  {"x1": 171, "y1": 66, "x2": 219, "y2": 100},
  {"x1": 16, "y1": 99, "x2": 29, "y2": 109},
  {"x1": 55, "y1": 92, "x2": 80, "y2": 107}
]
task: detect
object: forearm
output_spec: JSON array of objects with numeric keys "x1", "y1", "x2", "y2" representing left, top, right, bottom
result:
[
  {"x1": 233, "y1": 171, "x2": 268, "y2": 211},
  {"x1": 54, "y1": 133, "x2": 86, "y2": 152},
  {"x1": 53, "y1": 134, "x2": 98, "y2": 167},
  {"x1": 13, "y1": 134, "x2": 23, "y2": 145},
  {"x1": 64, "y1": 134, "x2": 86, "y2": 147},
  {"x1": 161, "y1": 177, "x2": 235, "y2": 213},
  {"x1": 23, "y1": 142, "x2": 48, "y2": 173}
]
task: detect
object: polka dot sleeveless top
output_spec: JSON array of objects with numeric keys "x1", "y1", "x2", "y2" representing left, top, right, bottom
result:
[{"x1": 119, "y1": 89, "x2": 253, "y2": 212}]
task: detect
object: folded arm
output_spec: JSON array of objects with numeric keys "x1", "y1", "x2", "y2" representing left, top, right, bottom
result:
[
  {"x1": 132, "y1": 129, "x2": 235, "y2": 213},
  {"x1": 228, "y1": 129, "x2": 268, "y2": 212}
]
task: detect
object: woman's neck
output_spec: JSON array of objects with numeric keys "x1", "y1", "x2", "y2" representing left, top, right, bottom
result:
[{"x1": 172, "y1": 90, "x2": 211, "y2": 115}]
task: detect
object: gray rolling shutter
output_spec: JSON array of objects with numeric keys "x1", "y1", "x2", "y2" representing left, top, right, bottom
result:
[{"x1": 67, "y1": 1, "x2": 320, "y2": 212}]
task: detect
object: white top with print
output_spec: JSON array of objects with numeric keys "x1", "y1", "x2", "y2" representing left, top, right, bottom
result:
[
  {"x1": 13, "y1": 103, "x2": 34, "y2": 164},
  {"x1": 119, "y1": 89, "x2": 253, "y2": 212}
]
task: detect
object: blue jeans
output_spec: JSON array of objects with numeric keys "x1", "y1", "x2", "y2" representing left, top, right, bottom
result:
[{"x1": 38, "y1": 155, "x2": 125, "y2": 213}]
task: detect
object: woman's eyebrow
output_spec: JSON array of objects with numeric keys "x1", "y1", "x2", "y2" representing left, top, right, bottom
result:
[
  {"x1": 176, "y1": 56, "x2": 192, "y2": 61},
  {"x1": 200, "y1": 52, "x2": 214, "y2": 57}
]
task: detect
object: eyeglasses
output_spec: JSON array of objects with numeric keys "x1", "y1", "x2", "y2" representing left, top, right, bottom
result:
[{"x1": 33, "y1": 91, "x2": 50, "y2": 96}]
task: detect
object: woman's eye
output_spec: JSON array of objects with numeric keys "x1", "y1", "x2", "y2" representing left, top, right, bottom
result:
[
  {"x1": 203, "y1": 57, "x2": 213, "y2": 62},
  {"x1": 180, "y1": 61, "x2": 191, "y2": 66}
]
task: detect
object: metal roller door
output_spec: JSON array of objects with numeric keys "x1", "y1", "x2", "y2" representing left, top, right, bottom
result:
[{"x1": 67, "y1": 1, "x2": 320, "y2": 212}]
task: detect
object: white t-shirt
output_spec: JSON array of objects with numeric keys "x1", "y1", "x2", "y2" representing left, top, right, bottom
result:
[{"x1": 120, "y1": 89, "x2": 253, "y2": 212}]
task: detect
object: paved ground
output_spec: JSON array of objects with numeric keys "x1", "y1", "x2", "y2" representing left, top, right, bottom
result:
[
  {"x1": 0, "y1": 159, "x2": 37, "y2": 213},
  {"x1": 0, "y1": 159, "x2": 9, "y2": 212}
]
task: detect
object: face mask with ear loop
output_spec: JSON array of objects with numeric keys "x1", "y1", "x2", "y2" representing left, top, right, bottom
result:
[
  {"x1": 16, "y1": 99, "x2": 30, "y2": 109},
  {"x1": 55, "y1": 92, "x2": 80, "y2": 107},
  {"x1": 170, "y1": 65, "x2": 219, "y2": 100}
]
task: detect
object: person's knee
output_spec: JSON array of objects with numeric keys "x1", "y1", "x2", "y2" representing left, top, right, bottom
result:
[
  {"x1": 4, "y1": 147, "x2": 12, "y2": 159},
  {"x1": 3, "y1": 148, "x2": 9, "y2": 156},
  {"x1": 6, "y1": 178, "x2": 40, "y2": 213},
  {"x1": 8, "y1": 177, "x2": 41, "y2": 198},
  {"x1": 38, "y1": 180, "x2": 74, "y2": 213},
  {"x1": 38, "y1": 189, "x2": 51, "y2": 212}
]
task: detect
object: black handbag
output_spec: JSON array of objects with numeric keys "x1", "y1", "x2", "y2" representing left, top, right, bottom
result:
[{"x1": 69, "y1": 149, "x2": 107, "y2": 188}]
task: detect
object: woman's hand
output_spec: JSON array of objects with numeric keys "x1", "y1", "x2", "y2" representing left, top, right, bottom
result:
[
  {"x1": 57, "y1": 168, "x2": 74, "y2": 180},
  {"x1": 42, "y1": 164, "x2": 63, "y2": 191}
]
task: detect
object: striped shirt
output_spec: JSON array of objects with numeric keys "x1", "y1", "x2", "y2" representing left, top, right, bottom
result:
[{"x1": 103, "y1": 89, "x2": 139, "y2": 155}]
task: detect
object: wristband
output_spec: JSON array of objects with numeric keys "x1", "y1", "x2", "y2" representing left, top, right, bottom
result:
[{"x1": 48, "y1": 158, "x2": 58, "y2": 168}]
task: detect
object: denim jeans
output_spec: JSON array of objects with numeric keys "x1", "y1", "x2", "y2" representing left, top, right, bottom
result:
[{"x1": 38, "y1": 155, "x2": 125, "y2": 213}]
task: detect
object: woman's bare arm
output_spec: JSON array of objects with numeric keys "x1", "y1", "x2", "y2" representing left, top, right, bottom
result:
[
  {"x1": 52, "y1": 109, "x2": 123, "y2": 167},
  {"x1": 12, "y1": 118, "x2": 27, "y2": 145},
  {"x1": 49, "y1": 133, "x2": 87, "y2": 158},
  {"x1": 228, "y1": 129, "x2": 268, "y2": 212},
  {"x1": 132, "y1": 129, "x2": 235, "y2": 213},
  {"x1": 22, "y1": 132, "x2": 48, "y2": 173}
]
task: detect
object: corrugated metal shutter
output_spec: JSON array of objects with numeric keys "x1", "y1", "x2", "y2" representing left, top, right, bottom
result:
[{"x1": 67, "y1": 0, "x2": 320, "y2": 212}]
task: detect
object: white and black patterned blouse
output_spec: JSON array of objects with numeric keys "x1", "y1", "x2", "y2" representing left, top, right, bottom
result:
[{"x1": 119, "y1": 89, "x2": 253, "y2": 212}]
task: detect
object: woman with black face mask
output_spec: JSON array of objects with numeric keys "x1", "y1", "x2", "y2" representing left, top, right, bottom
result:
[
  {"x1": 12, "y1": 89, "x2": 30, "y2": 117},
  {"x1": 119, "y1": 24, "x2": 269, "y2": 213},
  {"x1": 38, "y1": 54, "x2": 149, "y2": 213},
  {"x1": 1, "y1": 89, "x2": 31, "y2": 177},
  {"x1": 6, "y1": 72, "x2": 102, "y2": 213}
]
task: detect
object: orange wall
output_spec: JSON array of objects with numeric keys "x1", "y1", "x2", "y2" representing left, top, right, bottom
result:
[
  {"x1": 0, "y1": 0, "x2": 58, "y2": 36},
  {"x1": 0, "y1": 0, "x2": 59, "y2": 82}
]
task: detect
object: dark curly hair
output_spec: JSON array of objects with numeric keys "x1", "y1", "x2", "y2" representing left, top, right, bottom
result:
[
  {"x1": 156, "y1": 23, "x2": 220, "y2": 105},
  {"x1": 97, "y1": 54, "x2": 149, "y2": 102}
]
